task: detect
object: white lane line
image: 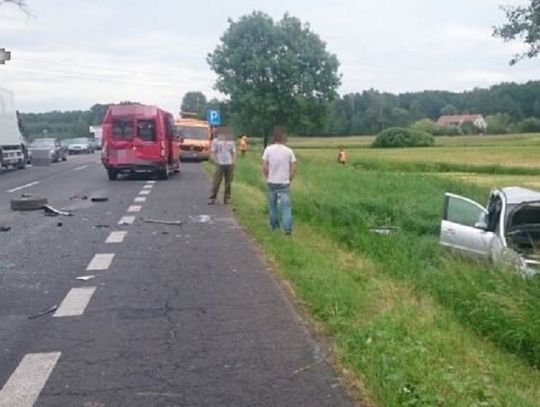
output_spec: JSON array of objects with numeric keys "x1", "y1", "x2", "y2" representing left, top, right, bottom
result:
[
  {"x1": 118, "y1": 216, "x2": 135, "y2": 225},
  {"x1": 127, "y1": 205, "x2": 142, "y2": 212},
  {"x1": 134, "y1": 197, "x2": 146, "y2": 203},
  {"x1": 53, "y1": 287, "x2": 97, "y2": 317},
  {"x1": 146, "y1": 180, "x2": 156, "y2": 185},
  {"x1": 73, "y1": 164, "x2": 89, "y2": 172},
  {"x1": 86, "y1": 253, "x2": 115, "y2": 271},
  {"x1": 139, "y1": 190, "x2": 151, "y2": 196},
  {"x1": 0, "y1": 352, "x2": 61, "y2": 407},
  {"x1": 105, "y1": 231, "x2": 127, "y2": 243},
  {"x1": 7, "y1": 181, "x2": 39, "y2": 193},
  {"x1": 143, "y1": 184, "x2": 153, "y2": 189}
]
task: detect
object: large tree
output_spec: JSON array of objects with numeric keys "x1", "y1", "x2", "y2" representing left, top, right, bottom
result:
[
  {"x1": 494, "y1": 0, "x2": 540, "y2": 64},
  {"x1": 180, "y1": 91, "x2": 208, "y2": 118},
  {"x1": 208, "y1": 12, "x2": 341, "y2": 143}
]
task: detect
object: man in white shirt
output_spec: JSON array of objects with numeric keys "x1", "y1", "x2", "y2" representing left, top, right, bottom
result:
[
  {"x1": 262, "y1": 126, "x2": 297, "y2": 235},
  {"x1": 209, "y1": 127, "x2": 236, "y2": 205}
]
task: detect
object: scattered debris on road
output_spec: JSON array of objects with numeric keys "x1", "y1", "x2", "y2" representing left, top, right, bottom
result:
[
  {"x1": 28, "y1": 304, "x2": 58, "y2": 320},
  {"x1": 190, "y1": 215, "x2": 211, "y2": 224},
  {"x1": 43, "y1": 205, "x2": 74, "y2": 217},
  {"x1": 91, "y1": 197, "x2": 109, "y2": 202},
  {"x1": 143, "y1": 218, "x2": 184, "y2": 226},
  {"x1": 0, "y1": 226, "x2": 11, "y2": 232},
  {"x1": 76, "y1": 275, "x2": 96, "y2": 281},
  {"x1": 10, "y1": 196, "x2": 48, "y2": 211},
  {"x1": 93, "y1": 224, "x2": 110, "y2": 228},
  {"x1": 57, "y1": 222, "x2": 63, "y2": 227}
]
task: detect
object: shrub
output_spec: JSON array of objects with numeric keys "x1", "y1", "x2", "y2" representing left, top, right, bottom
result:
[
  {"x1": 515, "y1": 117, "x2": 540, "y2": 133},
  {"x1": 411, "y1": 118, "x2": 437, "y2": 134},
  {"x1": 372, "y1": 127, "x2": 435, "y2": 148}
]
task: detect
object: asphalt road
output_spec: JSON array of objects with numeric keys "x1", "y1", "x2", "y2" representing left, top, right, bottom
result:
[{"x1": 0, "y1": 155, "x2": 354, "y2": 406}]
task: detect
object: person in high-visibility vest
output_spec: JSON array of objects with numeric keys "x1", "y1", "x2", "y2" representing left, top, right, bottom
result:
[
  {"x1": 337, "y1": 148, "x2": 347, "y2": 165},
  {"x1": 239, "y1": 135, "x2": 248, "y2": 156}
]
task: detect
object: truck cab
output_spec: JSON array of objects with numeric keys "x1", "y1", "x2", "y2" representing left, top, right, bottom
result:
[
  {"x1": 174, "y1": 114, "x2": 212, "y2": 161},
  {"x1": 0, "y1": 87, "x2": 27, "y2": 170},
  {"x1": 101, "y1": 104, "x2": 180, "y2": 180}
]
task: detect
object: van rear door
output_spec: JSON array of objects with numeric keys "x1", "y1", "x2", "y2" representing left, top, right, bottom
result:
[
  {"x1": 108, "y1": 118, "x2": 135, "y2": 165},
  {"x1": 133, "y1": 119, "x2": 161, "y2": 163}
]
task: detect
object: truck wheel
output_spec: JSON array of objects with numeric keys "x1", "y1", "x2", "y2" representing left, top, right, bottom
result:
[
  {"x1": 107, "y1": 169, "x2": 118, "y2": 180},
  {"x1": 11, "y1": 196, "x2": 48, "y2": 211},
  {"x1": 17, "y1": 159, "x2": 26, "y2": 170}
]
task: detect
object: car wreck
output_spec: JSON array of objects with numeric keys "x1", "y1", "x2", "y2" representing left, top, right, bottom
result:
[{"x1": 440, "y1": 186, "x2": 540, "y2": 277}]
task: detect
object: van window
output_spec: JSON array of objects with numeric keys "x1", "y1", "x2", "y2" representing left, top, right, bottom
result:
[
  {"x1": 137, "y1": 120, "x2": 156, "y2": 142},
  {"x1": 112, "y1": 120, "x2": 134, "y2": 139}
]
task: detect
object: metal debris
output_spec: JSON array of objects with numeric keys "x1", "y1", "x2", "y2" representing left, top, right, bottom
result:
[
  {"x1": 143, "y1": 218, "x2": 184, "y2": 226},
  {"x1": 28, "y1": 305, "x2": 58, "y2": 320},
  {"x1": 43, "y1": 205, "x2": 73, "y2": 217}
]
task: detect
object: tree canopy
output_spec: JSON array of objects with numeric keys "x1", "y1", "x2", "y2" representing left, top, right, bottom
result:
[
  {"x1": 180, "y1": 91, "x2": 208, "y2": 118},
  {"x1": 494, "y1": 0, "x2": 540, "y2": 64},
  {"x1": 208, "y1": 11, "x2": 341, "y2": 142}
]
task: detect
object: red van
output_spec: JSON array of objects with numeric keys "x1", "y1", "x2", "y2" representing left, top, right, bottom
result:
[{"x1": 101, "y1": 104, "x2": 180, "y2": 180}]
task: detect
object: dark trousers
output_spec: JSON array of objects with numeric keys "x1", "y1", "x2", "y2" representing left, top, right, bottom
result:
[{"x1": 210, "y1": 164, "x2": 234, "y2": 201}]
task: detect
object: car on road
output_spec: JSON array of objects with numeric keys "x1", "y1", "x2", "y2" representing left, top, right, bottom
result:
[
  {"x1": 64, "y1": 137, "x2": 95, "y2": 154},
  {"x1": 440, "y1": 186, "x2": 540, "y2": 277},
  {"x1": 29, "y1": 138, "x2": 67, "y2": 163}
]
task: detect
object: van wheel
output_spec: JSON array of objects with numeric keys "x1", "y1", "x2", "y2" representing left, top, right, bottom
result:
[
  {"x1": 107, "y1": 169, "x2": 118, "y2": 180},
  {"x1": 158, "y1": 167, "x2": 169, "y2": 180}
]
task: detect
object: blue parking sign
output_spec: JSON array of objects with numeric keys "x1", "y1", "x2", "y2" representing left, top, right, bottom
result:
[{"x1": 206, "y1": 109, "x2": 221, "y2": 126}]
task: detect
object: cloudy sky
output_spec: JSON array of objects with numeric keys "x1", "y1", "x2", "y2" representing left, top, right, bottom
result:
[{"x1": 0, "y1": 0, "x2": 537, "y2": 113}]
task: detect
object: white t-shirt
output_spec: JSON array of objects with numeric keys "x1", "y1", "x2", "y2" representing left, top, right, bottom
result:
[
  {"x1": 262, "y1": 144, "x2": 297, "y2": 184},
  {"x1": 211, "y1": 139, "x2": 235, "y2": 165}
]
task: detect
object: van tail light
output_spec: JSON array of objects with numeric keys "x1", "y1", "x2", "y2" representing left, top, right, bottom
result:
[{"x1": 160, "y1": 141, "x2": 165, "y2": 157}]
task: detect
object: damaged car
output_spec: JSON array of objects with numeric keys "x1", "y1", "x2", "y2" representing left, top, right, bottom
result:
[{"x1": 440, "y1": 186, "x2": 540, "y2": 277}]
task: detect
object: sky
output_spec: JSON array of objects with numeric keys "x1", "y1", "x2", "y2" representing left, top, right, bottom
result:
[{"x1": 0, "y1": 0, "x2": 538, "y2": 114}]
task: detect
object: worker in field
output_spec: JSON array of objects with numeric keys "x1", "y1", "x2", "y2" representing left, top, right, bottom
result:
[
  {"x1": 262, "y1": 126, "x2": 297, "y2": 235},
  {"x1": 337, "y1": 148, "x2": 347, "y2": 165},
  {"x1": 239, "y1": 135, "x2": 248, "y2": 156},
  {"x1": 208, "y1": 127, "x2": 236, "y2": 205}
]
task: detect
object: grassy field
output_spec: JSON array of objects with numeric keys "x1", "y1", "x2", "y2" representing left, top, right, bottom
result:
[{"x1": 218, "y1": 133, "x2": 540, "y2": 406}]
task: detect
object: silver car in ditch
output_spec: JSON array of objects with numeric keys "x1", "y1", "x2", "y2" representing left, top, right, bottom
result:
[{"x1": 440, "y1": 186, "x2": 540, "y2": 277}]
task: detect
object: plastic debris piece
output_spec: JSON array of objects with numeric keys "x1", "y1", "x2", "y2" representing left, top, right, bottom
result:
[
  {"x1": 0, "y1": 226, "x2": 11, "y2": 232},
  {"x1": 43, "y1": 205, "x2": 73, "y2": 217},
  {"x1": 369, "y1": 226, "x2": 400, "y2": 235},
  {"x1": 91, "y1": 197, "x2": 108, "y2": 202}
]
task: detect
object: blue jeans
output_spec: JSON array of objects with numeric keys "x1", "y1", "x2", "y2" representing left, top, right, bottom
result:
[{"x1": 267, "y1": 183, "x2": 292, "y2": 233}]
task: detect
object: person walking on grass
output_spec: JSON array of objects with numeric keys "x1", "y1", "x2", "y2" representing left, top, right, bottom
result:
[
  {"x1": 262, "y1": 126, "x2": 297, "y2": 235},
  {"x1": 337, "y1": 147, "x2": 347, "y2": 165},
  {"x1": 208, "y1": 127, "x2": 236, "y2": 205},
  {"x1": 239, "y1": 135, "x2": 248, "y2": 156}
]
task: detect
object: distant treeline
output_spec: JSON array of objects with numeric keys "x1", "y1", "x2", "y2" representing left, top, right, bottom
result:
[
  {"x1": 322, "y1": 80, "x2": 540, "y2": 136},
  {"x1": 20, "y1": 81, "x2": 540, "y2": 140}
]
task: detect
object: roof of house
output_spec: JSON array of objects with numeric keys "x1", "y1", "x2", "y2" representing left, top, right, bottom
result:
[{"x1": 436, "y1": 114, "x2": 484, "y2": 127}]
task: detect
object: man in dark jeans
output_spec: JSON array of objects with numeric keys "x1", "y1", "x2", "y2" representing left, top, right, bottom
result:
[{"x1": 208, "y1": 127, "x2": 236, "y2": 205}]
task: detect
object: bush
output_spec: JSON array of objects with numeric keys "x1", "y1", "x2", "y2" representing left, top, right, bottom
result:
[
  {"x1": 411, "y1": 118, "x2": 437, "y2": 134},
  {"x1": 515, "y1": 117, "x2": 540, "y2": 133},
  {"x1": 486, "y1": 113, "x2": 511, "y2": 134},
  {"x1": 372, "y1": 127, "x2": 435, "y2": 148}
]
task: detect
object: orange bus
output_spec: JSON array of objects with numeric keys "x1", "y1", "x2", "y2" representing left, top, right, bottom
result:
[{"x1": 174, "y1": 114, "x2": 212, "y2": 161}]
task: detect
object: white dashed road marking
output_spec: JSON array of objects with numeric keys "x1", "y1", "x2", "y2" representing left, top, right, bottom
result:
[
  {"x1": 86, "y1": 253, "x2": 115, "y2": 271},
  {"x1": 134, "y1": 197, "x2": 146, "y2": 203},
  {"x1": 0, "y1": 352, "x2": 61, "y2": 407},
  {"x1": 54, "y1": 287, "x2": 97, "y2": 317},
  {"x1": 7, "y1": 181, "x2": 39, "y2": 193},
  {"x1": 147, "y1": 180, "x2": 156, "y2": 185},
  {"x1": 143, "y1": 184, "x2": 153, "y2": 189},
  {"x1": 127, "y1": 205, "x2": 142, "y2": 212},
  {"x1": 139, "y1": 190, "x2": 151, "y2": 195},
  {"x1": 106, "y1": 231, "x2": 127, "y2": 243},
  {"x1": 73, "y1": 164, "x2": 88, "y2": 171},
  {"x1": 118, "y1": 216, "x2": 135, "y2": 225}
]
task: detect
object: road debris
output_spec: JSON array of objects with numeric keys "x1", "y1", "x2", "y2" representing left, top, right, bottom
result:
[
  {"x1": 56, "y1": 222, "x2": 63, "y2": 227},
  {"x1": 93, "y1": 224, "x2": 110, "y2": 228},
  {"x1": 143, "y1": 218, "x2": 184, "y2": 226},
  {"x1": 28, "y1": 304, "x2": 58, "y2": 320},
  {"x1": 10, "y1": 196, "x2": 48, "y2": 211},
  {"x1": 369, "y1": 226, "x2": 400, "y2": 235},
  {"x1": 190, "y1": 215, "x2": 211, "y2": 224},
  {"x1": 291, "y1": 353, "x2": 329, "y2": 376},
  {"x1": 91, "y1": 197, "x2": 109, "y2": 202},
  {"x1": 76, "y1": 275, "x2": 96, "y2": 281},
  {"x1": 43, "y1": 205, "x2": 74, "y2": 217},
  {"x1": 0, "y1": 226, "x2": 11, "y2": 232}
]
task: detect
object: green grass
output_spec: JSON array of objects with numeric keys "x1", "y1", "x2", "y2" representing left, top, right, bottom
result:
[{"x1": 221, "y1": 144, "x2": 540, "y2": 406}]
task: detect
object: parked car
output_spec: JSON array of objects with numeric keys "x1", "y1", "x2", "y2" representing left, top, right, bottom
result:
[
  {"x1": 64, "y1": 137, "x2": 94, "y2": 154},
  {"x1": 440, "y1": 186, "x2": 540, "y2": 277},
  {"x1": 29, "y1": 138, "x2": 67, "y2": 163}
]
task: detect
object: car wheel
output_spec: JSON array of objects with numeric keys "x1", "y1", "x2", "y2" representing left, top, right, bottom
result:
[
  {"x1": 10, "y1": 196, "x2": 48, "y2": 211},
  {"x1": 158, "y1": 167, "x2": 169, "y2": 180},
  {"x1": 107, "y1": 169, "x2": 118, "y2": 180},
  {"x1": 62, "y1": 155, "x2": 67, "y2": 161}
]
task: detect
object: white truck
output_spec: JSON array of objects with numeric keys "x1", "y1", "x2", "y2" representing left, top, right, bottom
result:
[{"x1": 0, "y1": 86, "x2": 27, "y2": 170}]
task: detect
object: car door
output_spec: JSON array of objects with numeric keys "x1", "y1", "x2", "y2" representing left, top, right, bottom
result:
[{"x1": 440, "y1": 193, "x2": 494, "y2": 258}]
